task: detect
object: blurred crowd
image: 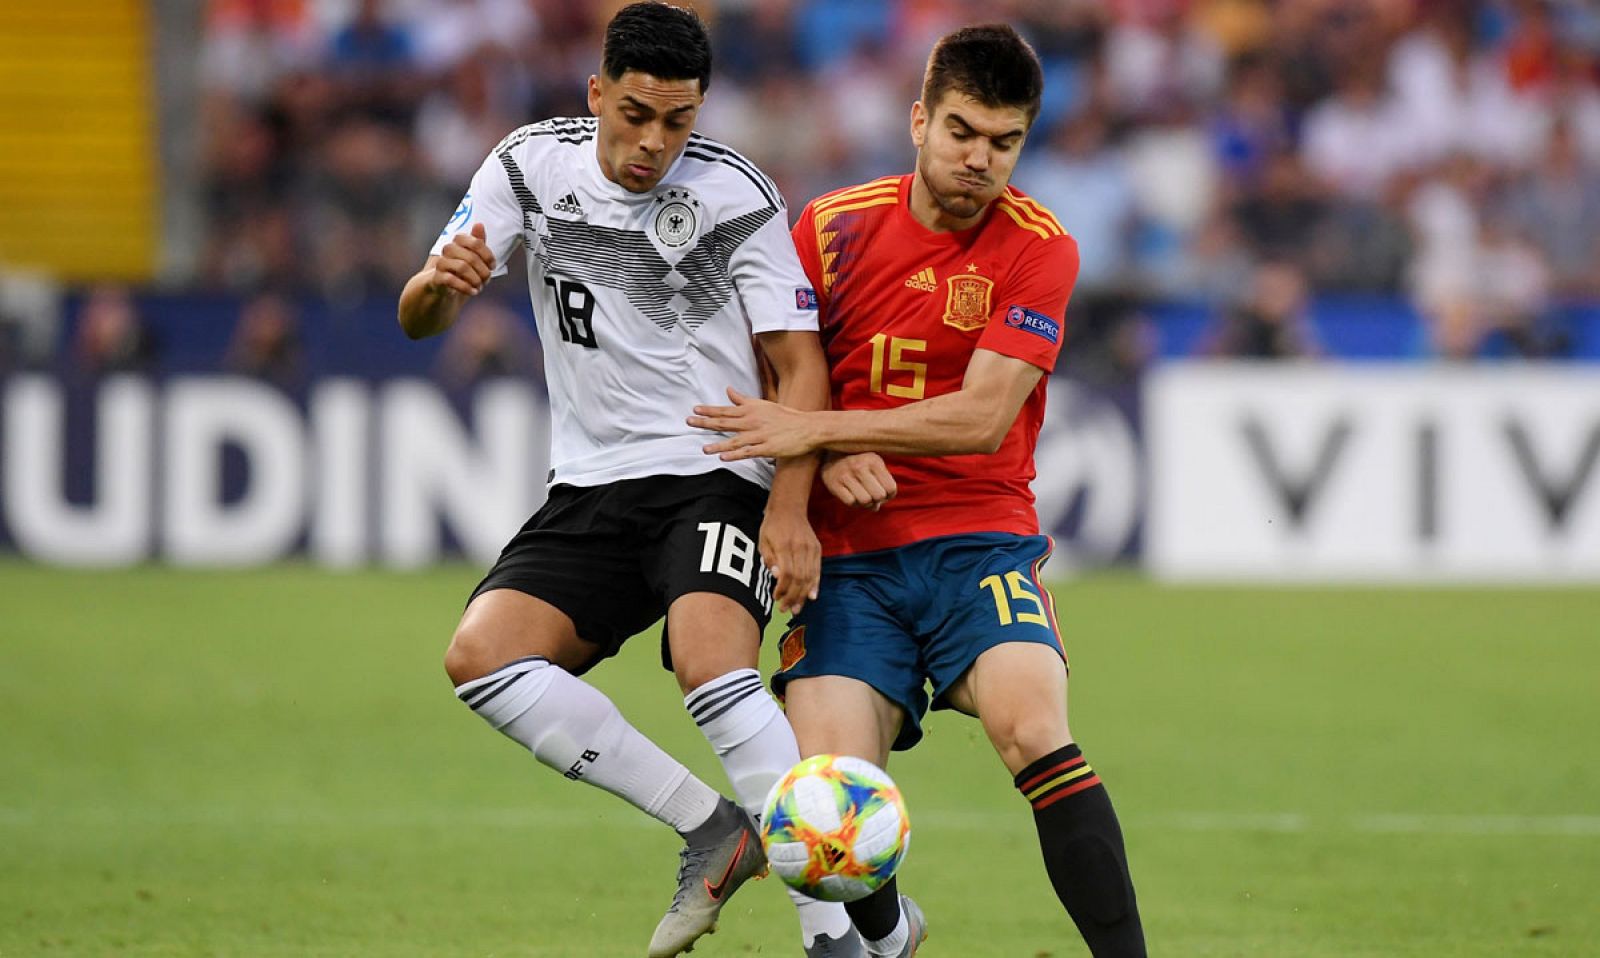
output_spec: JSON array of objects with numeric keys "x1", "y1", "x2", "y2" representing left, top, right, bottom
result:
[{"x1": 186, "y1": 0, "x2": 1600, "y2": 366}]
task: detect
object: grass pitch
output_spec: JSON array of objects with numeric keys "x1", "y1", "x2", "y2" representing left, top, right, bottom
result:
[{"x1": 2, "y1": 564, "x2": 1597, "y2": 957}]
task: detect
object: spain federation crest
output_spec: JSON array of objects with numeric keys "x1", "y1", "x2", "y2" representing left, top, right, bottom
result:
[{"x1": 943, "y1": 273, "x2": 993, "y2": 331}]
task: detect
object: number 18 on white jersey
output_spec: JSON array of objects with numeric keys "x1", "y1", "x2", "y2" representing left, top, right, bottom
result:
[{"x1": 431, "y1": 117, "x2": 819, "y2": 490}]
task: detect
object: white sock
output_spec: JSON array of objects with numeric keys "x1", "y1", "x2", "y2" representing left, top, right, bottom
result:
[
  {"x1": 459, "y1": 656, "x2": 720, "y2": 832},
  {"x1": 687, "y1": 668, "x2": 855, "y2": 945},
  {"x1": 864, "y1": 911, "x2": 909, "y2": 957}
]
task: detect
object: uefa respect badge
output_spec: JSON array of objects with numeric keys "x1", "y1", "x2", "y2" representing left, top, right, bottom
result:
[{"x1": 1004, "y1": 304, "x2": 1060, "y2": 344}]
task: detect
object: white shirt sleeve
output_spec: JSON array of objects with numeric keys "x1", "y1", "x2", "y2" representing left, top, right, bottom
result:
[
  {"x1": 428, "y1": 145, "x2": 525, "y2": 278},
  {"x1": 730, "y1": 202, "x2": 821, "y2": 335}
]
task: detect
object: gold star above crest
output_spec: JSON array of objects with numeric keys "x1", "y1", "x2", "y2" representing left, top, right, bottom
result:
[{"x1": 966, "y1": 263, "x2": 980, "y2": 273}]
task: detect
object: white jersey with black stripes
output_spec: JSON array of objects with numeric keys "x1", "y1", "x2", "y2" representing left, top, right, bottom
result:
[{"x1": 431, "y1": 117, "x2": 817, "y2": 489}]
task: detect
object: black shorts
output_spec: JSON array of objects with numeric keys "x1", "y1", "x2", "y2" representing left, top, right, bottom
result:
[{"x1": 470, "y1": 470, "x2": 775, "y2": 674}]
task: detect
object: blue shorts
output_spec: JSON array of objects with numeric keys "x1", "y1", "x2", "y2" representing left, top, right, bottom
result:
[{"x1": 772, "y1": 533, "x2": 1066, "y2": 751}]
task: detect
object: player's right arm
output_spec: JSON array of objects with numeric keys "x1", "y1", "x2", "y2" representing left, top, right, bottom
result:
[
  {"x1": 819, "y1": 451, "x2": 896, "y2": 510},
  {"x1": 398, "y1": 132, "x2": 525, "y2": 339},
  {"x1": 398, "y1": 224, "x2": 497, "y2": 339},
  {"x1": 692, "y1": 231, "x2": 1079, "y2": 460},
  {"x1": 785, "y1": 197, "x2": 898, "y2": 511}
]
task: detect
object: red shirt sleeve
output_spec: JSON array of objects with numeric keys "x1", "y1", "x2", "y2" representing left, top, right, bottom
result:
[{"x1": 976, "y1": 233, "x2": 1079, "y2": 373}]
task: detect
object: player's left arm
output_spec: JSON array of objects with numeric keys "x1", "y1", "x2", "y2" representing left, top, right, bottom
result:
[
  {"x1": 727, "y1": 192, "x2": 829, "y2": 613},
  {"x1": 755, "y1": 329, "x2": 828, "y2": 612}
]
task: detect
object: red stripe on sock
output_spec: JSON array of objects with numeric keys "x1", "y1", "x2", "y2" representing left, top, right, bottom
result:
[
  {"x1": 1031, "y1": 775, "x2": 1102, "y2": 811},
  {"x1": 1018, "y1": 756, "x2": 1087, "y2": 794}
]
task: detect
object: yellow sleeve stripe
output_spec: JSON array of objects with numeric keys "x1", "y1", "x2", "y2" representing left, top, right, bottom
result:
[
  {"x1": 995, "y1": 201, "x2": 1054, "y2": 240},
  {"x1": 999, "y1": 197, "x2": 1065, "y2": 237},
  {"x1": 814, "y1": 187, "x2": 899, "y2": 218},
  {"x1": 813, "y1": 179, "x2": 900, "y2": 215},
  {"x1": 1001, "y1": 193, "x2": 1067, "y2": 236},
  {"x1": 816, "y1": 195, "x2": 899, "y2": 232}
]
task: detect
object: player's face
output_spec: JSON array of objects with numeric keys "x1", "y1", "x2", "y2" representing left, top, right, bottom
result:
[
  {"x1": 911, "y1": 92, "x2": 1029, "y2": 225},
  {"x1": 588, "y1": 71, "x2": 703, "y2": 193}
]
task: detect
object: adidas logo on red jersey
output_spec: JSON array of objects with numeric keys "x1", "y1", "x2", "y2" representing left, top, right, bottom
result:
[{"x1": 904, "y1": 267, "x2": 937, "y2": 292}]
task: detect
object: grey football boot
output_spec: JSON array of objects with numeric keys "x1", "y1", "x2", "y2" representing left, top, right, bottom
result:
[
  {"x1": 804, "y1": 926, "x2": 865, "y2": 957},
  {"x1": 647, "y1": 797, "x2": 768, "y2": 957},
  {"x1": 892, "y1": 896, "x2": 928, "y2": 958}
]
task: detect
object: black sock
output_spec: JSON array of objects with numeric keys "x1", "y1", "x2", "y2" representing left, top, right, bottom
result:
[
  {"x1": 843, "y1": 876, "x2": 900, "y2": 941},
  {"x1": 1015, "y1": 743, "x2": 1146, "y2": 957}
]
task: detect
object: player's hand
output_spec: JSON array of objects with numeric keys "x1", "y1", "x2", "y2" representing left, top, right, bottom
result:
[
  {"x1": 821, "y1": 453, "x2": 896, "y2": 510},
  {"x1": 428, "y1": 223, "x2": 496, "y2": 297},
  {"x1": 759, "y1": 507, "x2": 821, "y2": 616},
  {"x1": 689, "y1": 388, "x2": 821, "y2": 460}
]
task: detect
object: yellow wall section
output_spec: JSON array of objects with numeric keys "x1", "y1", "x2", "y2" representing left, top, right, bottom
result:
[{"x1": 0, "y1": 3, "x2": 159, "y2": 281}]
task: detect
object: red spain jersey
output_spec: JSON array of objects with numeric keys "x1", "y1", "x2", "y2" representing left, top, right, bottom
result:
[{"x1": 791, "y1": 173, "x2": 1080, "y2": 557}]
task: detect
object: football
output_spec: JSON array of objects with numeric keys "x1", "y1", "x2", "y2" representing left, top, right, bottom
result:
[{"x1": 759, "y1": 754, "x2": 911, "y2": 902}]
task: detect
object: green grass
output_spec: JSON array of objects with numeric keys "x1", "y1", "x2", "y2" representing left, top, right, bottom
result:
[{"x1": 2, "y1": 564, "x2": 1597, "y2": 957}]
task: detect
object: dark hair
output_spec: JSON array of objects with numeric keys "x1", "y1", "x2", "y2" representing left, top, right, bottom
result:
[
  {"x1": 921, "y1": 24, "x2": 1043, "y2": 124},
  {"x1": 602, "y1": 2, "x2": 713, "y2": 94}
]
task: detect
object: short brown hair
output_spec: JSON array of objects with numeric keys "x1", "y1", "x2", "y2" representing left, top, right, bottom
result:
[{"x1": 921, "y1": 24, "x2": 1044, "y2": 124}]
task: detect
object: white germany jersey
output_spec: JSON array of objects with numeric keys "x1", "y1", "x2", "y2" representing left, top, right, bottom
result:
[{"x1": 432, "y1": 116, "x2": 818, "y2": 489}]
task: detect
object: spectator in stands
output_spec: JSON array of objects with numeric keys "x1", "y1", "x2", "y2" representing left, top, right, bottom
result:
[
  {"x1": 326, "y1": 0, "x2": 420, "y2": 126},
  {"x1": 1300, "y1": 52, "x2": 1408, "y2": 204},
  {"x1": 199, "y1": 105, "x2": 300, "y2": 290},
  {"x1": 1103, "y1": 0, "x2": 1224, "y2": 122},
  {"x1": 1210, "y1": 50, "x2": 1291, "y2": 194},
  {"x1": 1204, "y1": 259, "x2": 1321, "y2": 359},
  {"x1": 307, "y1": 116, "x2": 418, "y2": 299},
  {"x1": 1298, "y1": 49, "x2": 1414, "y2": 292},
  {"x1": 1192, "y1": 0, "x2": 1273, "y2": 59},
  {"x1": 1060, "y1": 292, "x2": 1157, "y2": 387},
  {"x1": 1503, "y1": 0, "x2": 1561, "y2": 95},
  {"x1": 1017, "y1": 108, "x2": 1136, "y2": 294},
  {"x1": 412, "y1": 0, "x2": 540, "y2": 77},
  {"x1": 1406, "y1": 152, "x2": 1488, "y2": 332},
  {"x1": 1475, "y1": 213, "x2": 1568, "y2": 357},
  {"x1": 225, "y1": 291, "x2": 305, "y2": 388},
  {"x1": 198, "y1": 0, "x2": 319, "y2": 106},
  {"x1": 1498, "y1": 118, "x2": 1600, "y2": 297},
  {"x1": 712, "y1": 0, "x2": 804, "y2": 84},
  {"x1": 415, "y1": 51, "x2": 525, "y2": 186},
  {"x1": 169, "y1": 0, "x2": 1600, "y2": 364},
  {"x1": 1387, "y1": 3, "x2": 1544, "y2": 171},
  {"x1": 1409, "y1": 154, "x2": 1565, "y2": 360},
  {"x1": 433, "y1": 299, "x2": 542, "y2": 389},
  {"x1": 1422, "y1": 298, "x2": 1486, "y2": 361},
  {"x1": 1231, "y1": 147, "x2": 1326, "y2": 272},
  {"x1": 72, "y1": 286, "x2": 158, "y2": 376}
]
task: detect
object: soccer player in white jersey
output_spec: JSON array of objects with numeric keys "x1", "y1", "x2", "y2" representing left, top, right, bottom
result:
[{"x1": 397, "y1": 4, "x2": 861, "y2": 956}]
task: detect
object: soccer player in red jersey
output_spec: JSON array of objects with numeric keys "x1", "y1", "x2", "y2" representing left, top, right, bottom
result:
[{"x1": 689, "y1": 24, "x2": 1146, "y2": 958}]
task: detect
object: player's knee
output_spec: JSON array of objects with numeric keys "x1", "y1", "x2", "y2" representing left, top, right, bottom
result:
[
  {"x1": 990, "y1": 710, "x2": 1071, "y2": 771},
  {"x1": 669, "y1": 634, "x2": 759, "y2": 694},
  {"x1": 674, "y1": 658, "x2": 735, "y2": 696},
  {"x1": 444, "y1": 623, "x2": 496, "y2": 686}
]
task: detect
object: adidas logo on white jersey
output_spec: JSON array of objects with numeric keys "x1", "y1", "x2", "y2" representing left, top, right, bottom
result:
[
  {"x1": 904, "y1": 267, "x2": 938, "y2": 292},
  {"x1": 553, "y1": 192, "x2": 584, "y2": 216}
]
